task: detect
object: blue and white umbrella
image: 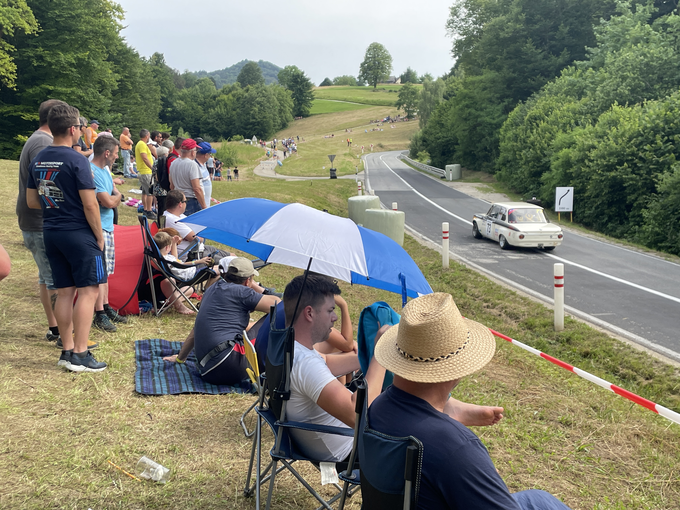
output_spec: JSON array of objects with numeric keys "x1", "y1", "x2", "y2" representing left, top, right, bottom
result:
[{"x1": 181, "y1": 197, "x2": 432, "y2": 300}]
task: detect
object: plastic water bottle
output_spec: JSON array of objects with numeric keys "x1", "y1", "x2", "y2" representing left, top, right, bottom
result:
[{"x1": 136, "y1": 456, "x2": 171, "y2": 483}]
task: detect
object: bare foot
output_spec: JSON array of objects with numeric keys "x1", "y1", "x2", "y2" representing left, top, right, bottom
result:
[
  {"x1": 173, "y1": 303, "x2": 195, "y2": 315},
  {"x1": 444, "y1": 398, "x2": 504, "y2": 427}
]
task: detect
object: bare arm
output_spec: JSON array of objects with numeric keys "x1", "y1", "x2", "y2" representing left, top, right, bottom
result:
[
  {"x1": 26, "y1": 188, "x2": 41, "y2": 210},
  {"x1": 163, "y1": 328, "x2": 195, "y2": 362},
  {"x1": 149, "y1": 144, "x2": 158, "y2": 158},
  {"x1": 325, "y1": 295, "x2": 354, "y2": 352},
  {"x1": 79, "y1": 189, "x2": 104, "y2": 250},
  {"x1": 191, "y1": 178, "x2": 206, "y2": 209},
  {"x1": 141, "y1": 152, "x2": 154, "y2": 170},
  {"x1": 254, "y1": 294, "x2": 281, "y2": 313},
  {"x1": 0, "y1": 244, "x2": 10, "y2": 281},
  {"x1": 96, "y1": 187, "x2": 121, "y2": 209}
]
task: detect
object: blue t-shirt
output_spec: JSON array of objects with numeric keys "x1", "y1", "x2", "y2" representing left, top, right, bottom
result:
[
  {"x1": 91, "y1": 162, "x2": 114, "y2": 233},
  {"x1": 194, "y1": 279, "x2": 262, "y2": 374},
  {"x1": 369, "y1": 385, "x2": 521, "y2": 510},
  {"x1": 27, "y1": 145, "x2": 95, "y2": 231}
]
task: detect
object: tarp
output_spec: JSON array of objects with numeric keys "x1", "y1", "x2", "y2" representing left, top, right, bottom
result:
[{"x1": 108, "y1": 223, "x2": 146, "y2": 315}]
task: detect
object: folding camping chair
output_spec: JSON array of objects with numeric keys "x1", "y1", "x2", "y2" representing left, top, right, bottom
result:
[
  {"x1": 239, "y1": 319, "x2": 267, "y2": 438},
  {"x1": 243, "y1": 305, "x2": 360, "y2": 510},
  {"x1": 339, "y1": 381, "x2": 423, "y2": 510},
  {"x1": 138, "y1": 216, "x2": 217, "y2": 316}
]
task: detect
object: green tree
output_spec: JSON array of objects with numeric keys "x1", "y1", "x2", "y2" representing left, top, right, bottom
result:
[
  {"x1": 319, "y1": 77, "x2": 333, "y2": 87},
  {"x1": 332, "y1": 75, "x2": 358, "y2": 86},
  {"x1": 399, "y1": 67, "x2": 418, "y2": 84},
  {"x1": 0, "y1": 0, "x2": 38, "y2": 89},
  {"x1": 358, "y1": 42, "x2": 393, "y2": 89},
  {"x1": 395, "y1": 83, "x2": 420, "y2": 119},
  {"x1": 277, "y1": 65, "x2": 314, "y2": 117},
  {"x1": 237, "y1": 61, "x2": 265, "y2": 88},
  {"x1": 418, "y1": 77, "x2": 445, "y2": 128}
]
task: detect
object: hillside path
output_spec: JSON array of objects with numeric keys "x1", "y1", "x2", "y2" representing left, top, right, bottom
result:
[{"x1": 253, "y1": 149, "x2": 364, "y2": 181}]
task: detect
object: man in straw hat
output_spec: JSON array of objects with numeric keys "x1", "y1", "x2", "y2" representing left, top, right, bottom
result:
[
  {"x1": 283, "y1": 276, "x2": 505, "y2": 469},
  {"x1": 371, "y1": 292, "x2": 571, "y2": 509}
]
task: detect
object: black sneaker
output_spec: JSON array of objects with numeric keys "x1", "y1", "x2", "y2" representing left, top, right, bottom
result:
[
  {"x1": 57, "y1": 350, "x2": 72, "y2": 368},
  {"x1": 67, "y1": 351, "x2": 107, "y2": 373},
  {"x1": 105, "y1": 305, "x2": 128, "y2": 324},
  {"x1": 145, "y1": 211, "x2": 158, "y2": 220},
  {"x1": 56, "y1": 337, "x2": 99, "y2": 349},
  {"x1": 46, "y1": 331, "x2": 60, "y2": 342},
  {"x1": 93, "y1": 313, "x2": 117, "y2": 332}
]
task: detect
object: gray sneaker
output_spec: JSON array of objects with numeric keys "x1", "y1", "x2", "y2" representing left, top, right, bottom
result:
[
  {"x1": 46, "y1": 331, "x2": 60, "y2": 342},
  {"x1": 93, "y1": 313, "x2": 117, "y2": 332},
  {"x1": 67, "y1": 351, "x2": 107, "y2": 373},
  {"x1": 57, "y1": 350, "x2": 72, "y2": 368}
]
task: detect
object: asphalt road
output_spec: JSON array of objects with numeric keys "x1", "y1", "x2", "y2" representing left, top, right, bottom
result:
[{"x1": 364, "y1": 151, "x2": 680, "y2": 362}]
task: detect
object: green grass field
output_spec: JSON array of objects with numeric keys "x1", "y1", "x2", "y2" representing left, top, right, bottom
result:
[
  {"x1": 309, "y1": 99, "x2": 372, "y2": 115},
  {"x1": 313, "y1": 84, "x2": 423, "y2": 106}
]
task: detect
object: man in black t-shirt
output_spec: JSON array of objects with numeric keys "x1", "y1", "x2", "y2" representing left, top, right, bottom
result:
[
  {"x1": 371, "y1": 293, "x2": 571, "y2": 510},
  {"x1": 26, "y1": 103, "x2": 107, "y2": 373}
]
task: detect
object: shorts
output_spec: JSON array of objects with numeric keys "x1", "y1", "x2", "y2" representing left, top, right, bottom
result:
[
  {"x1": 21, "y1": 230, "x2": 55, "y2": 290},
  {"x1": 200, "y1": 344, "x2": 249, "y2": 386},
  {"x1": 139, "y1": 174, "x2": 152, "y2": 195},
  {"x1": 103, "y1": 229, "x2": 115, "y2": 276},
  {"x1": 44, "y1": 228, "x2": 107, "y2": 289}
]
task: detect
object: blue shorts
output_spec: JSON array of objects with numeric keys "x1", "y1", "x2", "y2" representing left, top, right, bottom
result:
[
  {"x1": 44, "y1": 228, "x2": 107, "y2": 289},
  {"x1": 22, "y1": 230, "x2": 55, "y2": 290}
]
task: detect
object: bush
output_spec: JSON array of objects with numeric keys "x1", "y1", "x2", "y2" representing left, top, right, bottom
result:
[
  {"x1": 216, "y1": 143, "x2": 239, "y2": 167},
  {"x1": 230, "y1": 135, "x2": 244, "y2": 141}
]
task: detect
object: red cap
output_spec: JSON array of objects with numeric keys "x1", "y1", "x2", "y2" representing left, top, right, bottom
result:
[{"x1": 180, "y1": 139, "x2": 198, "y2": 150}]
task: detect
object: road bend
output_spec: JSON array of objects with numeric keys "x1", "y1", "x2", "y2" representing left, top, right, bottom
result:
[{"x1": 364, "y1": 151, "x2": 680, "y2": 362}]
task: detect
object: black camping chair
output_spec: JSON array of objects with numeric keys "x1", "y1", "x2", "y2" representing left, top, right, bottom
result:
[
  {"x1": 243, "y1": 304, "x2": 360, "y2": 510},
  {"x1": 139, "y1": 216, "x2": 216, "y2": 316},
  {"x1": 339, "y1": 380, "x2": 423, "y2": 510}
]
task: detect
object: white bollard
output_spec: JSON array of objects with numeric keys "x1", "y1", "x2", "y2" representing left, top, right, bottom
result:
[
  {"x1": 358, "y1": 181, "x2": 363, "y2": 196},
  {"x1": 392, "y1": 202, "x2": 398, "y2": 211},
  {"x1": 442, "y1": 222, "x2": 449, "y2": 268},
  {"x1": 554, "y1": 263, "x2": 564, "y2": 332}
]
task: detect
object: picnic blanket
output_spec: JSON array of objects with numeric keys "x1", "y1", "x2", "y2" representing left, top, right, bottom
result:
[{"x1": 135, "y1": 339, "x2": 255, "y2": 395}]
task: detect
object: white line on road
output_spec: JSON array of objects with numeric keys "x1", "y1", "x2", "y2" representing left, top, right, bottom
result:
[{"x1": 372, "y1": 153, "x2": 680, "y2": 306}]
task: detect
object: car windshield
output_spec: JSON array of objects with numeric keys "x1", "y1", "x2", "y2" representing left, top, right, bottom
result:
[{"x1": 507, "y1": 208, "x2": 547, "y2": 223}]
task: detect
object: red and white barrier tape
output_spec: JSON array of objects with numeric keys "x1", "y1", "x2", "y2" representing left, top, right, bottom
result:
[{"x1": 490, "y1": 328, "x2": 680, "y2": 426}]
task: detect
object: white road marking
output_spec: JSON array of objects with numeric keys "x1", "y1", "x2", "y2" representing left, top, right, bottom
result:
[{"x1": 370, "y1": 153, "x2": 680, "y2": 306}]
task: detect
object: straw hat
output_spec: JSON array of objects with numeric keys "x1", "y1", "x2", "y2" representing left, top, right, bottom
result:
[{"x1": 374, "y1": 293, "x2": 496, "y2": 383}]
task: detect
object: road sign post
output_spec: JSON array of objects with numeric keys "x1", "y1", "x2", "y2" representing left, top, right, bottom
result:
[
  {"x1": 555, "y1": 187, "x2": 574, "y2": 222},
  {"x1": 328, "y1": 154, "x2": 337, "y2": 179}
]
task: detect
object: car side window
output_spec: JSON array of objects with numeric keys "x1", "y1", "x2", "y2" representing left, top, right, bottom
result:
[
  {"x1": 487, "y1": 205, "x2": 500, "y2": 218},
  {"x1": 500, "y1": 208, "x2": 507, "y2": 221},
  {"x1": 486, "y1": 205, "x2": 496, "y2": 217}
]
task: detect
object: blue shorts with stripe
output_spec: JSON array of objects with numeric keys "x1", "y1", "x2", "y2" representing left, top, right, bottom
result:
[{"x1": 44, "y1": 228, "x2": 107, "y2": 289}]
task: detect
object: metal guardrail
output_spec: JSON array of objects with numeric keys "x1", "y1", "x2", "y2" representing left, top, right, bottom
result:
[{"x1": 398, "y1": 153, "x2": 445, "y2": 178}]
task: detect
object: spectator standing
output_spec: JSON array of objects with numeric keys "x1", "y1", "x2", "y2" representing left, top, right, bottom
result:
[
  {"x1": 91, "y1": 136, "x2": 128, "y2": 332},
  {"x1": 168, "y1": 139, "x2": 205, "y2": 215},
  {"x1": 148, "y1": 130, "x2": 161, "y2": 160},
  {"x1": 84, "y1": 120, "x2": 99, "y2": 149},
  {"x1": 26, "y1": 103, "x2": 107, "y2": 372},
  {"x1": 16, "y1": 99, "x2": 66, "y2": 345},
  {"x1": 135, "y1": 129, "x2": 156, "y2": 220},
  {"x1": 226, "y1": 167, "x2": 232, "y2": 181},
  {"x1": 233, "y1": 166, "x2": 239, "y2": 180},
  {"x1": 72, "y1": 117, "x2": 92, "y2": 158},
  {"x1": 206, "y1": 154, "x2": 215, "y2": 180},
  {"x1": 196, "y1": 141, "x2": 216, "y2": 207},
  {"x1": 119, "y1": 127, "x2": 134, "y2": 177}
]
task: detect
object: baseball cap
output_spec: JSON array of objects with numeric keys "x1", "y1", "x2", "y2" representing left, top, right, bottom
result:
[
  {"x1": 197, "y1": 141, "x2": 216, "y2": 154},
  {"x1": 90, "y1": 120, "x2": 100, "y2": 126},
  {"x1": 180, "y1": 139, "x2": 199, "y2": 150},
  {"x1": 226, "y1": 257, "x2": 259, "y2": 278}
]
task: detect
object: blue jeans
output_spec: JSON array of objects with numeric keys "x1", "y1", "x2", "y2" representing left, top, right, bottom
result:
[
  {"x1": 513, "y1": 490, "x2": 571, "y2": 510},
  {"x1": 121, "y1": 149, "x2": 131, "y2": 177},
  {"x1": 22, "y1": 230, "x2": 56, "y2": 290},
  {"x1": 185, "y1": 197, "x2": 202, "y2": 216}
]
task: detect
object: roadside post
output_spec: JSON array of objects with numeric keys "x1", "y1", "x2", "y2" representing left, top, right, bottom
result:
[
  {"x1": 554, "y1": 263, "x2": 564, "y2": 331},
  {"x1": 328, "y1": 154, "x2": 337, "y2": 179},
  {"x1": 442, "y1": 222, "x2": 449, "y2": 268},
  {"x1": 392, "y1": 202, "x2": 398, "y2": 211},
  {"x1": 357, "y1": 181, "x2": 362, "y2": 196},
  {"x1": 555, "y1": 187, "x2": 574, "y2": 223}
]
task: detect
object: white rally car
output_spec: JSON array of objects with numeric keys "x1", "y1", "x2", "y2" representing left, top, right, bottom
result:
[{"x1": 472, "y1": 202, "x2": 563, "y2": 250}]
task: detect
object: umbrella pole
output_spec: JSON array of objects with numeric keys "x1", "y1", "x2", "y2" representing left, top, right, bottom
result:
[{"x1": 289, "y1": 258, "x2": 313, "y2": 326}]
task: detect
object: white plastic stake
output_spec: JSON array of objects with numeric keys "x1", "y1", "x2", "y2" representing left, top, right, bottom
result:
[
  {"x1": 358, "y1": 181, "x2": 362, "y2": 196},
  {"x1": 554, "y1": 263, "x2": 564, "y2": 331},
  {"x1": 442, "y1": 222, "x2": 449, "y2": 268},
  {"x1": 392, "y1": 202, "x2": 398, "y2": 211}
]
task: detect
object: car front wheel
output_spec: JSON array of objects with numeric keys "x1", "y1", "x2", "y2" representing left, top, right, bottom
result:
[
  {"x1": 472, "y1": 221, "x2": 483, "y2": 239},
  {"x1": 499, "y1": 235, "x2": 510, "y2": 250}
]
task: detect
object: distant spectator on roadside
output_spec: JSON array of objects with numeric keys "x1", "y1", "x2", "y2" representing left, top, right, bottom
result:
[
  {"x1": 119, "y1": 127, "x2": 134, "y2": 177},
  {"x1": 17, "y1": 99, "x2": 67, "y2": 345},
  {"x1": 233, "y1": 166, "x2": 239, "y2": 180},
  {"x1": 135, "y1": 129, "x2": 156, "y2": 220}
]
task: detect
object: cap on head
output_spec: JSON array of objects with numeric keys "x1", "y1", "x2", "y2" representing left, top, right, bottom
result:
[
  {"x1": 180, "y1": 139, "x2": 199, "y2": 151},
  {"x1": 90, "y1": 120, "x2": 100, "y2": 126},
  {"x1": 374, "y1": 293, "x2": 496, "y2": 384},
  {"x1": 225, "y1": 257, "x2": 259, "y2": 279},
  {"x1": 197, "y1": 141, "x2": 216, "y2": 154}
]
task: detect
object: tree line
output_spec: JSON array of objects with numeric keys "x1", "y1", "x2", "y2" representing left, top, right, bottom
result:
[
  {"x1": 0, "y1": 1, "x2": 314, "y2": 160},
  {"x1": 410, "y1": 0, "x2": 680, "y2": 255}
]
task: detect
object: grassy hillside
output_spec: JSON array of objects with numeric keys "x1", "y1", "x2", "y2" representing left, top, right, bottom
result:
[{"x1": 313, "y1": 84, "x2": 423, "y2": 106}]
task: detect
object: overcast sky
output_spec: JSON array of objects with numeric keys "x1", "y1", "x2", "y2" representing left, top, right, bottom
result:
[{"x1": 115, "y1": 0, "x2": 456, "y2": 84}]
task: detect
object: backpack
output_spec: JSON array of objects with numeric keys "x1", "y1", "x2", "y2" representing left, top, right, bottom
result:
[
  {"x1": 357, "y1": 301, "x2": 401, "y2": 390},
  {"x1": 155, "y1": 154, "x2": 175, "y2": 192}
]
